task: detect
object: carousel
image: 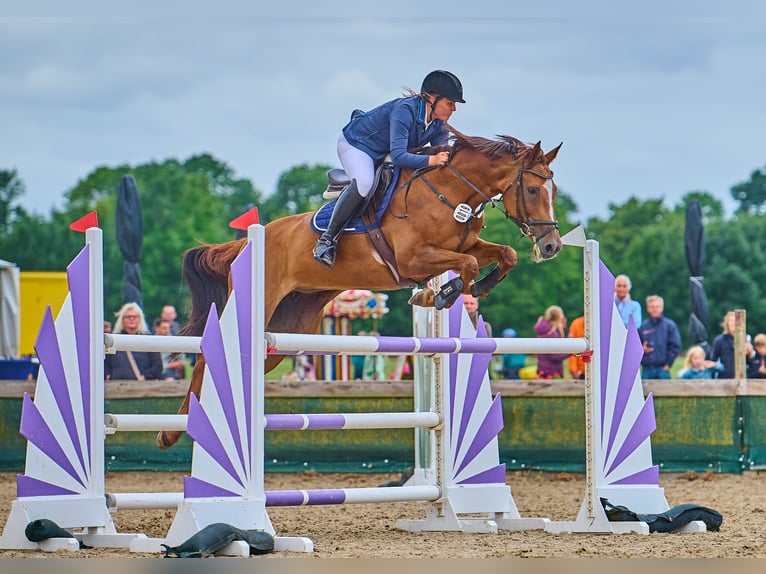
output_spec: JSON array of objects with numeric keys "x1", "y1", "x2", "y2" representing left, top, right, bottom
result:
[{"x1": 314, "y1": 289, "x2": 389, "y2": 381}]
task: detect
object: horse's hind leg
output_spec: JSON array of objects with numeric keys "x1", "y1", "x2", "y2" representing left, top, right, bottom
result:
[{"x1": 156, "y1": 356, "x2": 206, "y2": 449}]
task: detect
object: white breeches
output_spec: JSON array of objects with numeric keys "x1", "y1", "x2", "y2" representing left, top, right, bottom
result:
[{"x1": 337, "y1": 132, "x2": 375, "y2": 197}]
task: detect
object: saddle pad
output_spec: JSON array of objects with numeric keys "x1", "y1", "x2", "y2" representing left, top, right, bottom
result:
[{"x1": 310, "y1": 167, "x2": 400, "y2": 235}]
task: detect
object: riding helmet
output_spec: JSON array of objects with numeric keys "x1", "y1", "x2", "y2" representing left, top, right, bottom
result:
[{"x1": 421, "y1": 70, "x2": 466, "y2": 103}]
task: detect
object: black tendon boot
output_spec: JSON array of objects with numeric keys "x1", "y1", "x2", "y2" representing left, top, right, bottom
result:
[{"x1": 313, "y1": 180, "x2": 367, "y2": 268}]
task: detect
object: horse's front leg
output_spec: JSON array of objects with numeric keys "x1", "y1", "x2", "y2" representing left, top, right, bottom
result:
[
  {"x1": 462, "y1": 240, "x2": 517, "y2": 298},
  {"x1": 400, "y1": 247, "x2": 481, "y2": 309}
]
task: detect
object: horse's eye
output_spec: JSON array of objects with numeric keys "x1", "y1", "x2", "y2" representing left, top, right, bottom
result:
[{"x1": 527, "y1": 186, "x2": 538, "y2": 195}]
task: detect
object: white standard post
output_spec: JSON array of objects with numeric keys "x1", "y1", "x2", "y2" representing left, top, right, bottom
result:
[
  {"x1": 409, "y1": 292, "x2": 437, "y2": 487},
  {"x1": 583, "y1": 238, "x2": 603, "y2": 524},
  {"x1": 87, "y1": 227, "x2": 106, "y2": 507},
  {"x1": 250, "y1": 223, "x2": 266, "y2": 504}
]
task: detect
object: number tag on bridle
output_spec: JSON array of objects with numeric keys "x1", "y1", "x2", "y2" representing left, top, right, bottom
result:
[{"x1": 453, "y1": 203, "x2": 474, "y2": 223}]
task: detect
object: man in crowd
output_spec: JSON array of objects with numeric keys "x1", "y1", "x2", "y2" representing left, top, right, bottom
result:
[{"x1": 638, "y1": 295, "x2": 681, "y2": 379}]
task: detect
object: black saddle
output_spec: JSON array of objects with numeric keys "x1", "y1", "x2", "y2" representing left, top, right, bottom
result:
[{"x1": 323, "y1": 160, "x2": 393, "y2": 200}]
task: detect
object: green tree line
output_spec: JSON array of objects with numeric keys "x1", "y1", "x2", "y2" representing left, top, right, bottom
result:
[{"x1": 1, "y1": 157, "x2": 764, "y2": 349}]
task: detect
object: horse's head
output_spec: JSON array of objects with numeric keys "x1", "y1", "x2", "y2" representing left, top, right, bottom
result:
[
  {"x1": 503, "y1": 139, "x2": 563, "y2": 261},
  {"x1": 448, "y1": 132, "x2": 563, "y2": 262}
]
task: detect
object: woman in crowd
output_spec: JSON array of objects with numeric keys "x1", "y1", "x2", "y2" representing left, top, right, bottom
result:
[
  {"x1": 533, "y1": 305, "x2": 570, "y2": 379},
  {"x1": 104, "y1": 302, "x2": 162, "y2": 381}
]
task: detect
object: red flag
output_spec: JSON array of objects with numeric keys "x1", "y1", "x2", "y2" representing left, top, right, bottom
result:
[
  {"x1": 229, "y1": 207, "x2": 260, "y2": 230},
  {"x1": 69, "y1": 211, "x2": 99, "y2": 233}
]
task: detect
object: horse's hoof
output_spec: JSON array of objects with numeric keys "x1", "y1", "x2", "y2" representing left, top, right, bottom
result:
[
  {"x1": 408, "y1": 288, "x2": 435, "y2": 307},
  {"x1": 471, "y1": 267, "x2": 501, "y2": 297},
  {"x1": 157, "y1": 430, "x2": 182, "y2": 450}
]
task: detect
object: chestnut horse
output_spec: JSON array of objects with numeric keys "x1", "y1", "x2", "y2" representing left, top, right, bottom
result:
[{"x1": 157, "y1": 131, "x2": 562, "y2": 449}]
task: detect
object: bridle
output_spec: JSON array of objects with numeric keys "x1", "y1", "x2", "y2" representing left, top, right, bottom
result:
[
  {"x1": 394, "y1": 157, "x2": 560, "y2": 249},
  {"x1": 501, "y1": 165, "x2": 559, "y2": 243}
]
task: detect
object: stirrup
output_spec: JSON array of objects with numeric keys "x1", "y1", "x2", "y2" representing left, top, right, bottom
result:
[{"x1": 313, "y1": 239, "x2": 337, "y2": 268}]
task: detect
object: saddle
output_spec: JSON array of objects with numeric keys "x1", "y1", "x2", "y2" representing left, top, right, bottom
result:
[
  {"x1": 321, "y1": 154, "x2": 394, "y2": 200},
  {"x1": 315, "y1": 162, "x2": 417, "y2": 288}
]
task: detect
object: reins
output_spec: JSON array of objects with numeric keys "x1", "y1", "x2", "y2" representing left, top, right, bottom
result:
[{"x1": 391, "y1": 154, "x2": 559, "y2": 249}]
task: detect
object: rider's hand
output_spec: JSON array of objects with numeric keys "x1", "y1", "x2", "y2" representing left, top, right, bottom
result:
[{"x1": 428, "y1": 151, "x2": 450, "y2": 166}]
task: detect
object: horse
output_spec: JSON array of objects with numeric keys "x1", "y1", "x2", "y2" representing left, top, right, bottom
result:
[{"x1": 157, "y1": 130, "x2": 563, "y2": 449}]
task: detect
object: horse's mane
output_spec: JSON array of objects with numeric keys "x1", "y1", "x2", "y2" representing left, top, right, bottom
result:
[
  {"x1": 408, "y1": 126, "x2": 536, "y2": 162},
  {"x1": 448, "y1": 125, "x2": 528, "y2": 160}
]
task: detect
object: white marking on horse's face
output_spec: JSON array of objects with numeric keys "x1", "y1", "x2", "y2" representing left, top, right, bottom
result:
[{"x1": 544, "y1": 178, "x2": 555, "y2": 221}]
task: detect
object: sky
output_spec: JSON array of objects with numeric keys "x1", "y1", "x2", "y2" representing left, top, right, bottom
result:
[{"x1": 2, "y1": 2, "x2": 765, "y2": 222}]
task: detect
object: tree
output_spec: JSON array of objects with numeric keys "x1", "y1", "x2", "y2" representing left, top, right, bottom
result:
[
  {"x1": 705, "y1": 214, "x2": 766, "y2": 334},
  {"x1": 0, "y1": 169, "x2": 25, "y2": 238},
  {"x1": 2, "y1": 154, "x2": 264, "y2": 325},
  {"x1": 673, "y1": 191, "x2": 724, "y2": 221},
  {"x1": 731, "y1": 167, "x2": 766, "y2": 215},
  {"x1": 261, "y1": 163, "x2": 333, "y2": 221},
  {"x1": 586, "y1": 197, "x2": 671, "y2": 276}
]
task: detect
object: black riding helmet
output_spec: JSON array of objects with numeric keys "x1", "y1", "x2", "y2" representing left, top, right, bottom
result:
[{"x1": 420, "y1": 70, "x2": 466, "y2": 103}]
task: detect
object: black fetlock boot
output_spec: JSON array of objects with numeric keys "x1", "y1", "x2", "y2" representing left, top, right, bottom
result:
[{"x1": 313, "y1": 180, "x2": 367, "y2": 268}]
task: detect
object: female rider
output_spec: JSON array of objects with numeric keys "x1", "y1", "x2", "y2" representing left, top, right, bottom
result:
[{"x1": 313, "y1": 70, "x2": 465, "y2": 268}]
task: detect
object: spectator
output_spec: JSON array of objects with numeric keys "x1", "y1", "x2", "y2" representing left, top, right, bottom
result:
[
  {"x1": 103, "y1": 320, "x2": 112, "y2": 334},
  {"x1": 748, "y1": 333, "x2": 766, "y2": 379},
  {"x1": 160, "y1": 305, "x2": 182, "y2": 336},
  {"x1": 638, "y1": 295, "x2": 681, "y2": 380},
  {"x1": 499, "y1": 328, "x2": 526, "y2": 379},
  {"x1": 678, "y1": 345, "x2": 723, "y2": 379},
  {"x1": 533, "y1": 305, "x2": 570, "y2": 379},
  {"x1": 104, "y1": 302, "x2": 162, "y2": 381},
  {"x1": 711, "y1": 311, "x2": 755, "y2": 379},
  {"x1": 614, "y1": 274, "x2": 641, "y2": 329},
  {"x1": 153, "y1": 317, "x2": 186, "y2": 380},
  {"x1": 463, "y1": 294, "x2": 492, "y2": 336},
  {"x1": 567, "y1": 315, "x2": 586, "y2": 380}
]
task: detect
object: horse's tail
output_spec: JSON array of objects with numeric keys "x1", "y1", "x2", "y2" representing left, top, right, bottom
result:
[{"x1": 180, "y1": 239, "x2": 246, "y2": 338}]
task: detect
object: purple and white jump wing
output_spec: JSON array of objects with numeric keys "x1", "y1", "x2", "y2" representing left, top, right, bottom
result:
[
  {"x1": 446, "y1": 297, "x2": 506, "y2": 486},
  {"x1": 184, "y1": 242, "x2": 259, "y2": 499},
  {"x1": 597, "y1": 262, "x2": 659, "y2": 486},
  {"x1": 17, "y1": 246, "x2": 94, "y2": 498}
]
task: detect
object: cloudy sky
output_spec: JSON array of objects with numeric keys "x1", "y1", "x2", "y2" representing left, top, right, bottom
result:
[{"x1": 2, "y1": 2, "x2": 764, "y2": 221}]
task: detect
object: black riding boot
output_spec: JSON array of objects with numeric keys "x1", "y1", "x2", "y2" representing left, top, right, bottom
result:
[{"x1": 313, "y1": 180, "x2": 367, "y2": 268}]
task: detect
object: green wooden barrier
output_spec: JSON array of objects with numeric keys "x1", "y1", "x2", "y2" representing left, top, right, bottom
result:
[{"x1": 1, "y1": 379, "x2": 764, "y2": 474}]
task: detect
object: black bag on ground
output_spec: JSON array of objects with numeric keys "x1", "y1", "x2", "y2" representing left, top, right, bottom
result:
[
  {"x1": 601, "y1": 498, "x2": 722, "y2": 532},
  {"x1": 162, "y1": 522, "x2": 274, "y2": 558},
  {"x1": 25, "y1": 518, "x2": 90, "y2": 548}
]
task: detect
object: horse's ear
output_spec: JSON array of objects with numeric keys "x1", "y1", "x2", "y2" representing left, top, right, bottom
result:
[
  {"x1": 531, "y1": 141, "x2": 543, "y2": 160},
  {"x1": 545, "y1": 142, "x2": 563, "y2": 164}
]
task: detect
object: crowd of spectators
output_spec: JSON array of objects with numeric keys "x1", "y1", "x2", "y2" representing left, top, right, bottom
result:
[
  {"x1": 494, "y1": 273, "x2": 762, "y2": 381},
  {"x1": 104, "y1": 303, "x2": 186, "y2": 381}
]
